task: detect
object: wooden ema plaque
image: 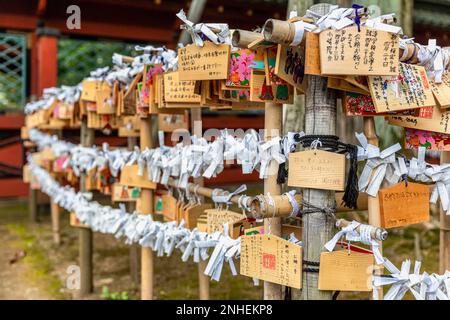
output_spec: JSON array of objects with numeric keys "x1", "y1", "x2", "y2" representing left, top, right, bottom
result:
[
  {"x1": 81, "y1": 80, "x2": 101, "y2": 101},
  {"x1": 205, "y1": 209, "x2": 243, "y2": 234},
  {"x1": 161, "y1": 194, "x2": 178, "y2": 221},
  {"x1": 178, "y1": 41, "x2": 231, "y2": 81},
  {"x1": 184, "y1": 204, "x2": 213, "y2": 230},
  {"x1": 240, "y1": 234, "x2": 302, "y2": 289},
  {"x1": 368, "y1": 63, "x2": 435, "y2": 113},
  {"x1": 388, "y1": 105, "x2": 450, "y2": 135},
  {"x1": 320, "y1": 26, "x2": 399, "y2": 76},
  {"x1": 288, "y1": 149, "x2": 345, "y2": 191},
  {"x1": 431, "y1": 72, "x2": 450, "y2": 108},
  {"x1": 304, "y1": 31, "x2": 321, "y2": 75},
  {"x1": 318, "y1": 248, "x2": 374, "y2": 292},
  {"x1": 274, "y1": 44, "x2": 306, "y2": 92},
  {"x1": 163, "y1": 71, "x2": 201, "y2": 103},
  {"x1": 111, "y1": 183, "x2": 139, "y2": 202},
  {"x1": 249, "y1": 69, "x2": 294, "y2": 104},
  {"x1": 405, "y1": 128, "x2": 450, "y2": 151},
  {"x1": 119, "y1": 164, "x2": 156, "y2": 190},
  {"x1": 378, "y1": 182, "x2": 430, "y2": 229},
  {"x1": 70, "y1": 212, "x2": 89, "y2": 229},
  {"x1": 328, "y1": 77, "x2": 369, "y2": 95}
]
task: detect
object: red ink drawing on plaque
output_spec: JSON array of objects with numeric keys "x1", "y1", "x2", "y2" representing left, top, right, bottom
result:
[{"x1": 262, "y1": 253, "x2": 276, "y2": 270}]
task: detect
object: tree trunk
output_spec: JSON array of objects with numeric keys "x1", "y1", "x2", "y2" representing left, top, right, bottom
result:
[{"x1": 301, "y1": 74, "x2": 337, "y2": 300}]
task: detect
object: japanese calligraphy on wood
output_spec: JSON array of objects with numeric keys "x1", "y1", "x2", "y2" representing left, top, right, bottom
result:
[
  {"x1": 368, "y1": 63, "x2": 435, "y2": 112},
  {"x1": 431, "y1": 72, "x2": 450, "y2": 108},
  {"x1": 240, "y1": 234, "x2": 302, "y2": 289},
  {"x1": 178, "y1": 41, "x2": 231, "y2": 80},
  {"x1": 288, "y1": 150, "x2": 345, "y2": 191},
  {"x1": 318, "y1": 250, "x2": 374, "y2": 292},
  {"x1": 274, "y1": 44, "x2": 306, "y2": 92},
  {"x1": 378, "y1": 182, "x2": 429, "y2": 228},
  {"x1": 163, "y1": 71, "x2": 201, "y2": 103},
  {"x1": 206, "y1": 209, "x2": 243, "y2": 234},
  {"x1": 319, "y1": 26, "x2": 399, "y2": 76},
  {"x1": 388, "y1": 105, "x2": 450, "y2": 134}
]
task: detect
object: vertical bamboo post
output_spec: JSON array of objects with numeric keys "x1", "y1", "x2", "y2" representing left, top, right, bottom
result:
[
  {"x1": 51, "y1": 129, "x2": 62, "y2": 245},
  {"x1": 127, "y1": 136, "x2": 140, "y2": 286},
  {"x1": 79, "y1": 117, "x2": 94, "y2": 297},
  {"x1": 140, "y1": 116, "x2": 155, "y2": 300},
  {"x1": 263, "y1": 102, "x2": 283, "y2": 300},
  {"x1": 29, "y1": 187, "x2": 38, "y2": 222},
  {"x1": 300, "y1": 3, "x2": 336, "y2": 301},
  {"x1": 440, "y1": 152, "x2": 450, "y2": 273},
  {"x1": 51, "y1": 201, "x2": 61, "y2": 245},
  {"x1": 363, "y1": 117, "x2": 383, "y2": 299},
  {"x1": 191, "y1": 108, "x2": 210, "y2": 300}
]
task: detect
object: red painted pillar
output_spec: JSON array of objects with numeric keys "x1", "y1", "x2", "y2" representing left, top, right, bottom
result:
[{"x1": 35, "y1": 27, "x2": 59, "y2": 95}]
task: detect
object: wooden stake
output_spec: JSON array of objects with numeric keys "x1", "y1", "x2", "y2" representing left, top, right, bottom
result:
[
  {"x1": 51, "y1": 201, "x2": 61, "y2": 245},
  {"x1": 140, "y1": 116, "x2": 155, "y2": 300},
  {"x1": 263, "y1": 102, "x2": 283, "y2": 300},
  {"x1": 440, "y1": 152, "x2": 450, "y2": 273},
  {"x1": 29, "y1": 186, "x2": 38, "y2": 222},
  {"x1": 51, "y1": 129, "x2": 63, "y2": 245},
  {"x1": 127, "y1": 136, "x2": 140, "y2": 286},
  {"x1": 363, "y1": 116, "x2": 383, "y2": 299},
  {"x1": 191, "y1": 108, "x2": 210, "y2": 300},
  {"x1": 79, "y1": 117, "x2": 94, "y2": 297}
]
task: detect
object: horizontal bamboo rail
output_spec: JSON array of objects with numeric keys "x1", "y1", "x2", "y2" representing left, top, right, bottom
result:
[{"x1": 336, "y1": 218, "x2": 387, "y2": 241}]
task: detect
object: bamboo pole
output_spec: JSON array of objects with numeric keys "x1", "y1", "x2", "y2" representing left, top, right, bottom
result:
[
  {"x1": 51, "y1": 129, "x2": 62, "y2": 245},
  {"x1": 127, "y1": 136, "x2": 140, "y2": 286},
  {"x1": 191, "y1": 108, "x2": 210, "y2": 300},
  {"x1": 232, "y1": 30, "x2": 263, "y2": 48},
  {"x1": 263, "y1": 102, "x2": 283, "y2": 300},
  {"x1": 140, "y1": 116, "x2": 155, "y2": 300},
  {"x1": 363, "y1": 117, "x2": 383, "y2": 299},
  {"x1": 29, "y1": 186, "x2": 38, "y2": 222},
  {"x1": 51, "y1": 201, "x2": 61, "y2": 245},
  {"x1": 335, "y1": 219, "x2": 388, "y2": 241},
  {"x1": 178, "y1": 0, "x2": 207, "y2": 46},
  {"x1": 79, "y1": 117, "x2": 94, "y2": 297},
  {"x1": 440, "y1": 152, "x2": 450, "y2": 274}
]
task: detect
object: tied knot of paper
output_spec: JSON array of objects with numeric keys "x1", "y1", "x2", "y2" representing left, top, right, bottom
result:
[
  {"x1": 212, "y1": 184, "x2": 247, "y2": 206},
  {"x1": 373, "y1": 259, "x2": 450, "y2": 300},
  {"x1": 356, "y1": 132, "x2": 402, "y2": 196},
  {"x1": 324, "y1": 220, "x2": 384, "y2": 265},
  {"x1": 284, "y1": 190, "x2": 300, "y2": 217},
  {"x1": 416, "y1": 40, "x2": 450, "y2": 83},
  {"x1": 176, "y1": 9, "x2": 230, "y2": 47},
  {"x1": 204, "y1": 235, "x2": 240, "y2": 282},
  {"x1": 259, "y1": 136, "x2": 285, "y2": 180}
]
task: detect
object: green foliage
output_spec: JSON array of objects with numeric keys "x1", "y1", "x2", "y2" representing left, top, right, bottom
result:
[
  {"x1": 101, "y1": 286, "x2": 130, "y2": 300},
  {"x1": 0, "y1": 34, "x2": 26, "y2": 111},
  {"x1": 58, "y1": 39, "x2": 140, "y2": 86}
]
